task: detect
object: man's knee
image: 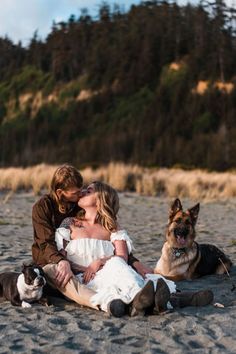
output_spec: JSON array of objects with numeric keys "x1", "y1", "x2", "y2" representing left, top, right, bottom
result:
[{"x1": 43, "y1": 263, "x2": 58, "y2": 279}]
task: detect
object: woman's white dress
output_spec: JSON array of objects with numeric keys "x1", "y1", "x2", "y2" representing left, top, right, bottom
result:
[{"x1": 55, "y1": 228, "x2": 176, "y2": 312}]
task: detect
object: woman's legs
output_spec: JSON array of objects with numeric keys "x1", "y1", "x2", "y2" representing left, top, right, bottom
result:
[{"x1": 88, "y1": 257, "x2": 145, "y2": 311}]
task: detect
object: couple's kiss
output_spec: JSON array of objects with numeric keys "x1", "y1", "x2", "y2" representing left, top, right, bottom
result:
[{"x1": 32, "y1": 165, "x2": 213, "y2": 317}]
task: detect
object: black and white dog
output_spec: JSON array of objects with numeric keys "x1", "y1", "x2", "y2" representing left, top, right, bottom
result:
[{"x1": 0, "y1": 263, "x2": 46, "y2": 307}]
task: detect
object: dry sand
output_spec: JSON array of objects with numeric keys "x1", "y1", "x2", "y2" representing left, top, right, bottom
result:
[{"x1": 0, "y1": 192, "x2": 235, "y2": 353}]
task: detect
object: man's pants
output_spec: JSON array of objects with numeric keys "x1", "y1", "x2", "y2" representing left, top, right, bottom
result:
[{"x1": 43, "y1": 264, "x2": 98, "y2": 310}]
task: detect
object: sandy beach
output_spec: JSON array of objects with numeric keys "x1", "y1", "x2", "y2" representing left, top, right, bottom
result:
[{"x1": 0, "y1": 191, "x2": 235, "y2": 353}]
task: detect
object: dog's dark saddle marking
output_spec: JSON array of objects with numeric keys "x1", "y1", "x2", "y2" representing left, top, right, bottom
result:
[{"x1": 195, "y1": 243, "x2": 232, "y2": 276}]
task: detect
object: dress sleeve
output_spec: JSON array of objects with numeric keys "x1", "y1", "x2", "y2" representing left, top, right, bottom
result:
[
  {"x1": 55, "y1": 227, "x2": 71, "y2": 250},
  {"x1": 110, "y1": 230, "x2": 134, "y2": 254}
]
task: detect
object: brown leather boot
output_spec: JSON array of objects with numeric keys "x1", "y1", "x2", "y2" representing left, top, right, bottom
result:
[
  {"x1": 170, "y1": 290, "x2": 214, "y2": 308},
  {"x1": 153, "y1": 278, "x2": 171, "y2": 314},
  {"x1": 130, "y1": 280, "x2": 155, "y2": 317}
]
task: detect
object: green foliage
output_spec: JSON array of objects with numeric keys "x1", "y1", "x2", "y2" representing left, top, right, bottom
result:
[
  {"x1": 0, "y1": 66, "x2": 53, "y2": 104},
  {"x1": 110, "y1": 87, "x2": 154, "y2": 126},
  {"x1": 42, "y1": 76, "x2": 56, "y2": 97},
  {"x1": 0, "y1": 81, "x2": 11, "y2": 102},
  {"x1": 0, "y1": 103, "x2": 6, "y2": 124},
  {"x1": 8, "y1": 66, "x2": 51, "y2": 94},
  {"x1": 160, "y1": 64, "x2": 189, "y2": 88},
  {"x1": 194, "y1": 112, "x2": 214, "y2": 133},
  {"x1": 59, "y1": 80, "x2": 83, "y2": 101},
  {"x1": 0, "y1": 1, "x2": 236, "y2": 170}
]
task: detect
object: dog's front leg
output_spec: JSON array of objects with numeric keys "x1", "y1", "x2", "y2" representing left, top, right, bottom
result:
[
  {"x1": 38, "y1": 296, "x2": 51, "y2": 306},
  {"x1": 21, "y1": 301, "x2": 32, "y2": 308},
  {"x1": 10, "y1": 295, "x2": 22, "y2": 307}
]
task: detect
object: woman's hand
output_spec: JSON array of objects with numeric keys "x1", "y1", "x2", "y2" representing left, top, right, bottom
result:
[
  {"x1": 132, "y1": 261, "x2": 154, "y2": 278},
  {"x1": 55, "y1": 260, "x2": 73, "y2": 288},
  {"x1": 83, "y1": 259, "x2": 103, "y2": 284}
]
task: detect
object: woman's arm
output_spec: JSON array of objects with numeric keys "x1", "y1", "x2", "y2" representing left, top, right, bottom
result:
[
  {"x1": 113, "y1": 240, "x2": 128, "y2": 262},
  {"x1": 112, "y1": 228, "x2": 153, "y2": 277},
  {"x1": 132, "y1": 261, "x2": 154, "y2": 278},
  {"x1": 83, "y1": 240, "x2": 129, "y2": 284},
  {"x1": 83, "y1": 259, "x2": 104, "y2": 284}
]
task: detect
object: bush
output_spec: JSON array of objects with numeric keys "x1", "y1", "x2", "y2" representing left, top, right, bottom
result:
[
  {"x1": 8, "y1": 66, "x2": 51, "y2": 95},
  {"x1": 194, "y1": 112, "x2": 213, "y2": 133}
]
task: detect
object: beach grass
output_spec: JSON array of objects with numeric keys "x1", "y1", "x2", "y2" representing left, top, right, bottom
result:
[{"x1": 0, "y1": 162, "x2": 236, "y2": 199}]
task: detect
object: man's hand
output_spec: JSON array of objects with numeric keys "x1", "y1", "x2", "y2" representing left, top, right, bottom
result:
[
  {"x1": 133, "y1": 261, "x2": 153, "y2": 278},
  {"x1": 55, "y1": 260, "x2": 73, "y2": 288},
  {"x1": 83, "y1": 259, "x2": 103, "y2": 284}
]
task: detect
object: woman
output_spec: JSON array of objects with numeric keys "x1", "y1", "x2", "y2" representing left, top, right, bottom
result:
[{"x1": 55, "y1": 181, "x2": 213, "y2": 316}]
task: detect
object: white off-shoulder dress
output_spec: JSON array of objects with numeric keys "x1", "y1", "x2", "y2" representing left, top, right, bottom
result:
[{"x1": 55, "y1": 228, "x2": 176, "y2": 312}]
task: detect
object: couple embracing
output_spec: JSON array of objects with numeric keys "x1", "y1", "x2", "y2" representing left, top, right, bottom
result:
[{"x1": 32, "y1": 165, "x2": 213, "y2": 317}]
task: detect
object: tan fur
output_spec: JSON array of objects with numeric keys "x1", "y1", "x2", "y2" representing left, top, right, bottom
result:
[
  {"x1": 155, "y1": 242, "x2": 200, "y2": 280},
  {"x1": 154, "y1": 198, "x2": 232, "y2": 280}
]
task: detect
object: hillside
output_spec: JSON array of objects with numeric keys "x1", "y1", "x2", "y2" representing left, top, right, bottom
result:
[{"x1": 0, "y1": 0, "x2": 236, "y2": 170}]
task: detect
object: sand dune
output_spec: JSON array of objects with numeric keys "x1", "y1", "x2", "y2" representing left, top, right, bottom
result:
[{"x1": 0, "y1": 192, "x2": 235, "y2": 353}]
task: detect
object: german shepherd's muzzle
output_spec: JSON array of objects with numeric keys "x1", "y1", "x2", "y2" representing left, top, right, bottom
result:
[{"x1": 154, "y1": 198, "x2": 232, "y2": 280}]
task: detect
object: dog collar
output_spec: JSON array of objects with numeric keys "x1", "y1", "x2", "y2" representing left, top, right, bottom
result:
[{"x1": 172, "y1": 247, "x2": 187, "y2": 258}]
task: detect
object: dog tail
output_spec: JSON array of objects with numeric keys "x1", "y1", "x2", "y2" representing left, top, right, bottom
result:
[{"x1": 217, "y1": 254, "x2": 232, "y2": 274}]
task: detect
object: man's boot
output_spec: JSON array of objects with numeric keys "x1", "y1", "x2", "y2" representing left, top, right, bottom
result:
[{"x1": 169, "y1": 289, "x2": 214, "y2": 308}]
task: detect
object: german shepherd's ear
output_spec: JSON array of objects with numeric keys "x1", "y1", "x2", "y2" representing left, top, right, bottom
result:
[
  {"x1": 187, "y1": 203, "x2": 200, "y2": 226},
  {"x1": 169, "y1": 198, "x2": 182, "y2": 221}
]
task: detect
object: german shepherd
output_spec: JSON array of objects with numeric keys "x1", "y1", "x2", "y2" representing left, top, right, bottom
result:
[{"x1": 154, "y1": 198, "x2": 232, "y2": 280}]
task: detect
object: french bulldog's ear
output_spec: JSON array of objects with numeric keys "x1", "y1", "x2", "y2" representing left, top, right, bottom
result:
[
  {"x1": 169, "y1": 198, "x2": 182, "y2": 220},
  {"x1": 187, "y1": 203, "x2": 200, "y2": 226},
  {"x1": 21, "y1": 263, "x2": 27, "y2": 273}
]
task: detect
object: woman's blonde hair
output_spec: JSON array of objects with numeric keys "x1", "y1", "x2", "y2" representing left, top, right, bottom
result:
[
  {"x1": 50, "y1": 164, "x2": 83, "y2": 213},
  {"x1": 79, "y1": 181, "x2": 119, "y2": 232}
]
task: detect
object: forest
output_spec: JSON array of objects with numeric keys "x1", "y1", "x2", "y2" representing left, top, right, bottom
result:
[{"x1": 0, "y1": 0, "x2": 236, "y2": 170}]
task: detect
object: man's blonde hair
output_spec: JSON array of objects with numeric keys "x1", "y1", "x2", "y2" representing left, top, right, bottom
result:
[{"x1": 50, "y1": 164, "x2": 83, "y2": 213}]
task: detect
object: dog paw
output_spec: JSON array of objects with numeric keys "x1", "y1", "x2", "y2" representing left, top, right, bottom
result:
[{"x1": 22, "y1": 301, "x2": 32, "y2": 308}]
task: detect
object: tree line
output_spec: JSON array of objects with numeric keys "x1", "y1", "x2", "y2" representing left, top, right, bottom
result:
[{"x1": 0, "y1": 0, "x2": 236, "y2": 170}]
